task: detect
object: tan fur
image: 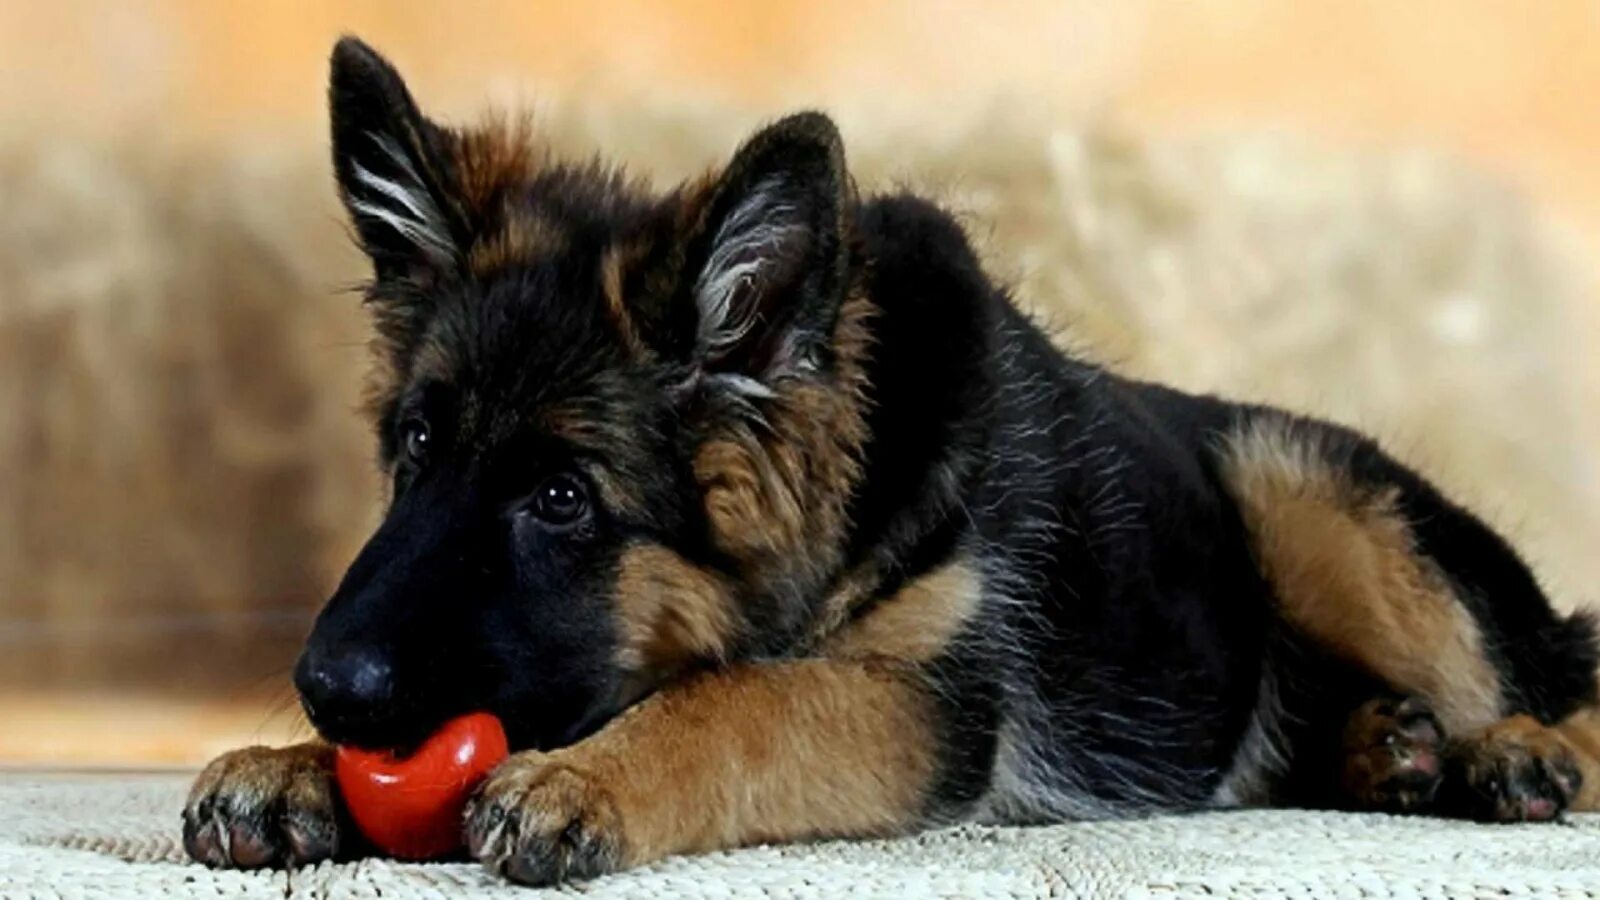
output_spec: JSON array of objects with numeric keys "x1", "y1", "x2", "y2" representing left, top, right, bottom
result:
[
  {"x1": 1221, "y1": 420, "x2": 1503, "y2": 733},
  {"x1": 612, "y1": 543, "x2": 739, "y2": 676},
  {"x1": 469, "y1": 213, "x2": 568, "y2": 274},
  {"x1": 477, "y1": 660, "x2": 937, "y2": 867},
  {"x1": 823, "y1": 558, "x2": 983, "y2": 662},
  {"x1": 1465, "y1": 711, "x2": 1600, "y2": 811},
  {"x1": 691, "y1": 289, "x2": 874, "y2": 596},
  {"x1": 445, "y1": 117, "x2": 565, "y2": 276},
  {"x1": 806, "y1": 560, "x2": 882, "y2": 646},
  {"x1": 186, "y1": 742, "x2": 334, "y2": 813},
  {"x1": 1553, "y1": 708, "x2": 1600, "y2": 810},
  {"x1": 599, "y1": 241, "x2": 652, "y2": 359},
  {"x1": 448, "y1": 115, "x2": 542, "y2": 218},
  {"x1": 183, "y1": 742, "x2": 339, "y2": 867}
]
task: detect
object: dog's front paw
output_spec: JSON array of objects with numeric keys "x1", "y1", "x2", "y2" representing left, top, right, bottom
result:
[
  {"x1": 465, "y1": 753, "x2": 627, "y2": 885},
  {"x1": 182, "y1": 743, "x2": 343, "y2": 869}
]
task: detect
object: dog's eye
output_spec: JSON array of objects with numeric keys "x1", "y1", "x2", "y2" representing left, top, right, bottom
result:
[
  {"x1": 400, "y1": 419, "x2": 430, "y2": 464},
  {"x1": 530, "y1": 473, "x2": 589, "y2": 527}
]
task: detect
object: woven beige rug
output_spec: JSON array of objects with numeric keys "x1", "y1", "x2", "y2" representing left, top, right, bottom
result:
[{"x1": 4, "y1": 773, "x2": 1600, "y2": 898}]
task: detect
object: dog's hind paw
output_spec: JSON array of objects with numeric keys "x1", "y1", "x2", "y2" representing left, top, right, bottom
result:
[
  {"x1": 1444, "y1": 715, "x2": 1582, "y2": 822},
  {"x1": 1341, "y1": 695, "x2": 1446, "y2": 813}
]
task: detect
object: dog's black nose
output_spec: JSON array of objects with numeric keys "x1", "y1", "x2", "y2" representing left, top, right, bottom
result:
[{"x1": 294, "y1": 645, "x2": 395, "y2": 740}]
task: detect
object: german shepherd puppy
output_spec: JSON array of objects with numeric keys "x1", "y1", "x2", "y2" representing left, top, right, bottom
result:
[{"x1": 184, "y1": 37, "x2": 1600, "y2": 885}]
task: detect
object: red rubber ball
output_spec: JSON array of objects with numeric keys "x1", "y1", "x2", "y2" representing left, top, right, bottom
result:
[{"x1": 335, "y1": 711, "x2": 510, "y2": 860}]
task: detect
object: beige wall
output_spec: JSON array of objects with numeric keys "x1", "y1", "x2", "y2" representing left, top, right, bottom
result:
[{"x1": 5, "y1": 2, "x2": 1600, "y2": 231}]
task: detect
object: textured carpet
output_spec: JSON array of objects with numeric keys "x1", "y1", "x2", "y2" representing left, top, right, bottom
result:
[{"x1": 4, "y1": 773, "x2": 1600, "y2": 898}]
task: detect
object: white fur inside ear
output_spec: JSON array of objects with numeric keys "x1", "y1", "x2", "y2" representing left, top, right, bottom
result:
[
  {"x1": 692, "y1": 175, "x2": 805, "y2": 364},
  {"x1": 348, "y1": 131, "x2": 456, "y2": 266}
]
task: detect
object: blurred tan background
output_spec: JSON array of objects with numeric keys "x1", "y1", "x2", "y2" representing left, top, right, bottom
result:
[{"x1": 2, "y1": 0, "x2": 1598, "y2": 766}]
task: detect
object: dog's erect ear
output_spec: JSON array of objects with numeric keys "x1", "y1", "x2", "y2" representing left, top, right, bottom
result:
[
  {"x1": 329, "y1": 37, "x2": 465, "y2": 281},
  {"x1": 672, "y1": 112, "x2": 852, "y2": 395}
]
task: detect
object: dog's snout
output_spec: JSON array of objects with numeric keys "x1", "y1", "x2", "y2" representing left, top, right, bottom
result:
[{"x1": 295, "y1": 645, "x2": 396, "y2": 739}]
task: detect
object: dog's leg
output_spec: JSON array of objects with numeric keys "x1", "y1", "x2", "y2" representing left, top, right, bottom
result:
[
  {"x1": 182, "y1": 742, "x2": 352, "y2": 868},
  {"x1": 464, "y1": 659, "x2": 939, "y2": 885},
  {"x1": 1219, "y1": 416, "x2": 1600, "y2": 822},
  {"x1": 1220, "y1": 420, "x2": 1507, "y2": 740}
]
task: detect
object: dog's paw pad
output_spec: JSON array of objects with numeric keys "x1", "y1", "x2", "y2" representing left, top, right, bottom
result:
[
  {"x1": 1449, "y1": 733, "x2": 1581, "y2": 823},
  {"x1": 1342, "y1": 695, "x2": 1446, "y2": 813}
]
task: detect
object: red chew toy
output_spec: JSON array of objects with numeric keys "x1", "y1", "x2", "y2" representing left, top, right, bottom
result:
[{"x1": 335, "y1": 711, "x2": 509, "y2": 860}]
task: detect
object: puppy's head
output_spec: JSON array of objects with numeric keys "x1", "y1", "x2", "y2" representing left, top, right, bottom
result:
[{"x1": 295, "y1": 38, "x2": 870, "y2": 751}]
